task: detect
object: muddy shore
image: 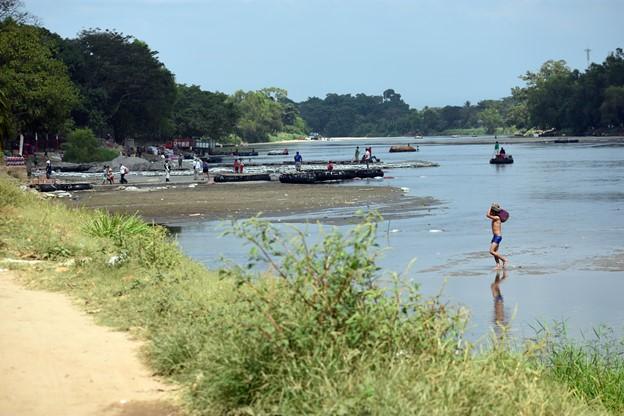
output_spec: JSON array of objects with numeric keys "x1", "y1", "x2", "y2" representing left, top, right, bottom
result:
[{"x1": 63, "y1": 182, "x2": 438, "y2": 225}]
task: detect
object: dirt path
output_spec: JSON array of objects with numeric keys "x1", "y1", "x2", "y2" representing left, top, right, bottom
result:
[{"x1": 0, "y1": 269, "x2": 179, "y2": 416}]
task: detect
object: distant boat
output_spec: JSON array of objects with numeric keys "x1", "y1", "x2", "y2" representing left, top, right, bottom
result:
[
  {"x1": 490, "y1": 154, "x2": 514, "y2": 164},
  {"x1": 267, "y1": 148, "x2": 289, "y2": 155},
  {"x1": 389, "y1": 144, "x2": 418, "y2": 153},
  {"x1": 307, "y1": 132, "x2": 327, "y2": 141},
  {"x1": 553, "y1": 139, "x2": 579, "y2": 143}
]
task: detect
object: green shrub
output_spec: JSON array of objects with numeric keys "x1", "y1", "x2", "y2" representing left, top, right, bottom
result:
[
  {"x1": 542, "y1": 326, "x2": 624, "y2": 413},
  {"x1": 191, "y1": 214, "x2": 465, "y2": 412},
  {"x1": 85, "y1": 212, "x2": 151, "y2": 245},
  {"x1": 62, "y1": 128, "x2": 118, "y2": 163}
]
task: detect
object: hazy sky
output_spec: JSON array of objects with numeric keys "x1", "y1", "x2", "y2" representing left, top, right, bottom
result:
[{"x1": 26, "y1": 0, "x2": 624, "y2": 108}]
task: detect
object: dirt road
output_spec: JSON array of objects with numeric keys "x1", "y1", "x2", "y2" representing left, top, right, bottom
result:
[{"x1": 0, "y1": 269, "x2": 179, "y2": 416}]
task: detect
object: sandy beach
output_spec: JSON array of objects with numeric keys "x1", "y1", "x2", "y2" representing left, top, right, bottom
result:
[{"x1": 63, "y1": 182, "x2": 438, "y2": 224}]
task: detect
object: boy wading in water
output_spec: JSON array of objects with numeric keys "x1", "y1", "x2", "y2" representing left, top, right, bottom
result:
[{"x1": 487, "y1": 203, "x2": 508, "y2": 269}]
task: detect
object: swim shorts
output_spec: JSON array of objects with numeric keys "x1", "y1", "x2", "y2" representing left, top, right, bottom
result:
[{"x1": 491, "y1": 235, "x2": 502, "y2": 244}]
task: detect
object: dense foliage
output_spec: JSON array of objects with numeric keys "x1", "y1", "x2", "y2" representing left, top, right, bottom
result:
[
  {"x1": 62, "y1": 128, "x2": 118, "y2": 163},
  {"x1": 172, "y1": 84, "x2": 239, "y2": 140},
  {"x1": 298, "y1": 90, "x2": 525, "y2": 136},
  {"x1": 58, "y1": 30, "x2": 177, "y2": 142},
  {"x1": 0, "y1": 19, "x2": 78, "y2": 142},
  {"x1": 228, "y1": 87, "x2": 307, "y2": 142}
]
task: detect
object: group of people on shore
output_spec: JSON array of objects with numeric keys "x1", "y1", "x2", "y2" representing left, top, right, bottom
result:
[
  {"x1": 233, "y1": 159, "x2": 245, "y2": 173},
  {"x1": 100, "y1": 164, "x2": 129, "y2": 184}
]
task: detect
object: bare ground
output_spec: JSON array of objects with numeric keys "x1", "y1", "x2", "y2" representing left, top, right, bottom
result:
[
  {"x1": 0, "y1": 269, "x2": 180, "y2": 416},
  {"x1": 62, "y1": 182, "x2": 438, "y2": 224}
]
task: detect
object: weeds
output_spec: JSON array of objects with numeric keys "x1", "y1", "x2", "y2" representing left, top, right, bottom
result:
[{"x1": 540, "y1": 325, "x2": 624, "y2": 413}]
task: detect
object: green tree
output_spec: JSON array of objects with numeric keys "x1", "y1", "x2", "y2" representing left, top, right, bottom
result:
[
  {"x1": 0, "y1": 0, "x2": 37, "y2": 24},
  {"x1": 0, "y1": 20, "x2": 78, "y2": 145},
  {"x1": 229, "y1": 90, "x2": 283, "y2": 142},
  {"x1": 479, "y1": 107, "x2": 503, "y2": 134},
  {"x1": 172, "y1": 84, "x2": 239, "y2": 139},
  {"x1": 62, "y1": 127, "x2": 117, "y2": 162},
  {"x1": 519, "y1": 60, "x2": 576, "y2": 130},
  {"x1": 60, "y1": 30, "x2": 176, "y2": 142},
  {"x1": 600, "y1": 85, "x2": 624, "y2": 127}
]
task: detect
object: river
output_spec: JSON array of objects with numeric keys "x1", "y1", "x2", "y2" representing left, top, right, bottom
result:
[{"x1": 175, "y1": 137, "x2": 624, "y2": 341}]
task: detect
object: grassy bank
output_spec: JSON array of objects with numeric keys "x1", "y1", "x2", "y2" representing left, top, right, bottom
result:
[{"x1": 1, "y1": 175, "x2": 622, "y2": 415}]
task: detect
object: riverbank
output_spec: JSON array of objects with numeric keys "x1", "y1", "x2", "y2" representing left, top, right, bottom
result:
[
  {"x1": 62, "y1": 182, "x2": 437, "y2": 225},
  {"x1": 1, "y1": 175, "x2": 622, "y2": 415}
]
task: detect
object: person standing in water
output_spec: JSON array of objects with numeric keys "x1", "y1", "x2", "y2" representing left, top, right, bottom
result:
[{"x1": 486, "y1": 202, "x2": 508, "y2": 269}]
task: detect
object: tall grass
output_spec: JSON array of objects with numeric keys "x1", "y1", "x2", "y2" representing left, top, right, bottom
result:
[
  {"x1": 541, "y1": 326, "x2": 624, "y2": 413},
  {"x1": 0, "y1": 174, "x2": 620, "y2": 415}
]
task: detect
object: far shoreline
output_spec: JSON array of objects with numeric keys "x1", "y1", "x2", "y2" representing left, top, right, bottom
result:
[{"x1": 244, "y1": 135, "x2": 624, "y2": 146}]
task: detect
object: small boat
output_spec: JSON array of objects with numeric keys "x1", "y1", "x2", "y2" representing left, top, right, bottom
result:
[
  {"x1": 233, "y1": 151, "x2": 258, "y2": 157},
  {"x1": 32, "y1": 183, "x2": 93, "y2": 192},
  {"x1": 553, "y1": 139, "x2": 579, "y2": 143},
  {"x1": 213, "y1": 173, "x2": 271, "y2": 183},
  {"x1": 489, "y1": 155, "x2": 514, "y2": 164},
  {"x1": 389, "y1": 144, "x2": 418, "y2": 153},
  {"x1": 279, "y1": 169, "x2": 384, "y2": 184},
  {"x1": 267, "y1": 149, "x2": 289, "y2": 156},
  {"x1": 202, "y1": 156, "x2": 223, "y2": 163}
]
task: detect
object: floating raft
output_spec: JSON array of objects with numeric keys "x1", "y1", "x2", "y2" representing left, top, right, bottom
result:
[
  {"x1": 32, "y1": 183, "x2": 93, "y2": 192},
  {"x1": 279, "y1": 169, "x2": 384, "y2": 184},
  {"x1": 213, "y1": 173, "x2": 271, "y2": 183},
  {"x1": 53, "y1": 164, "x2": 93, "y2": 172},
  {"x1": 489, "y1": 155, "x2": 514, "y2": 164},
  {"x1": 267, "y1": 149, "x2": 289, "y2": 155},
  {"x1": 389, "y1": 144, "x2": 417, "y2": 152},
  {"x1": 211, "y1": 151, "x2": 258, "y2": 157}
]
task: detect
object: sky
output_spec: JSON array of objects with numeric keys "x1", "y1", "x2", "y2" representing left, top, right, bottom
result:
[{"x1": 26, "y1": 0, "x2": 624, "y2": 108}]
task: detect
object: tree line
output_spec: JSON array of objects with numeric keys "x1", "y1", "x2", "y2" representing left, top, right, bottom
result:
[
  {"x1": 1, "y1": 0, "x2": 623, "y2": 153},
  {"x1": 0, "y1": 1, "x2": 307, "y2": 149},
  {"x1": 298, "y1": 52, "x2": 624, "y2": 137}
]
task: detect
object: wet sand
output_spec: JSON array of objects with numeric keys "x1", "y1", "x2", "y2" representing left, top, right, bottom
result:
[{"x1": 63, "y1": 182, "x2": 438, "y2": 224}]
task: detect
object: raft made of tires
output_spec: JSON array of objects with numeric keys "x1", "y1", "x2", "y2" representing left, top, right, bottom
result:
[
  {"x1": 389, "y1": 145, "x2": 417, "y2": 152},
  {"x1": 33, "y1": 183, "x2": 93, "y2": 192},
  {"x1": 279, "y1": 168, "x2": 384, "y2": 184},
  {"x1": 213, "y1": 173, "x2": 271, "y2": 183},
  {"x1": 489, "y1": 155, "x2": 514, "y2": 164}
]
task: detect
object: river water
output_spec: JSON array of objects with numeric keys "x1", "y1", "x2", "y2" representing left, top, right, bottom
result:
[{"x1": 175, "y1": 137, "x2": 624, "y2": 341}]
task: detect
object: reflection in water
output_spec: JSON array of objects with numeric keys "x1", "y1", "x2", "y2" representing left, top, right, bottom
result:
[{"x1": 490, "y1": 269, "x2": 509, "y2": 336}]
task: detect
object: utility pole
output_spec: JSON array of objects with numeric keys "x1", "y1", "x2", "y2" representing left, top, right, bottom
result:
[{"x1": 584, "y1": 48, "x2": 591, "y2": 67}]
